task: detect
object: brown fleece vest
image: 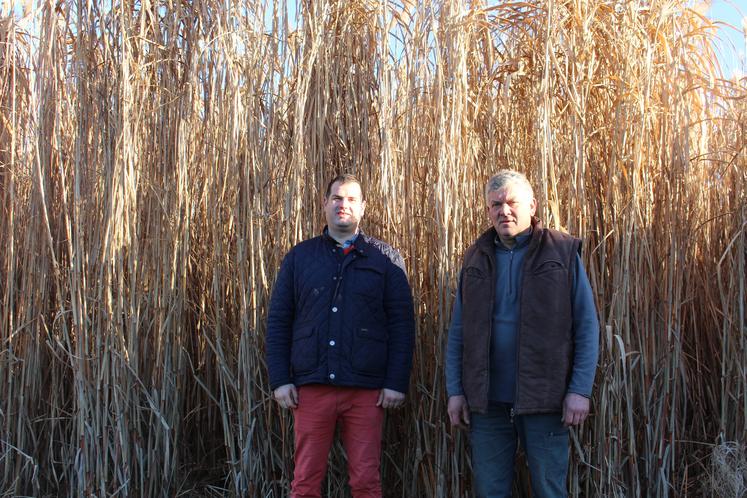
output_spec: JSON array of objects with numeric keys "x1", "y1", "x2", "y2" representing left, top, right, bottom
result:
[{"x1": 460, "y1": 219, "x2": 580, "y2": 414}]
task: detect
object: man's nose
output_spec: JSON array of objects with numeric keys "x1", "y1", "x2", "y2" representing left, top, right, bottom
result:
[{"x1": 499, "y1": 203, "x2": 511, "y2": 215}]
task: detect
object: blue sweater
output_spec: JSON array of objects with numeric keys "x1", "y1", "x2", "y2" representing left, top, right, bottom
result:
[{"x1": 446, "y1": 231, "x2": 599, "y2": 402}]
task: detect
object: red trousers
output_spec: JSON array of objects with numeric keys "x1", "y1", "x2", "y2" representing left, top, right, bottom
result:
[{"x1": 291, "y1": 385, "x2": 384, "y2": 498}]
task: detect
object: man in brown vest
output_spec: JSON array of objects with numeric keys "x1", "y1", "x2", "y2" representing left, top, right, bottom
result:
[{"x1": 445, "y1": 170, "x2": 599, "y2": 497}]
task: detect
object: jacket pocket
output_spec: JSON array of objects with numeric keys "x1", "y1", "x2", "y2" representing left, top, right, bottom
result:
[
  {"x1": 291, "y1": 325, "x2": 318, "y2": 375},
  {"x1": 353, "y1": 264, "x2": 386, "y2": 320},
  {"x1": 352, "y1": 264, "x2": 385, "y2": 297},
  {"x1": 352, "y1": 327, "x2": 388, "y2": 376}
]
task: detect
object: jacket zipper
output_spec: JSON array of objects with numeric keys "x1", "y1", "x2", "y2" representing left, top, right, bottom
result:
[{"x1": 332, "y1": 262, "x2": 343, "y2": 298}]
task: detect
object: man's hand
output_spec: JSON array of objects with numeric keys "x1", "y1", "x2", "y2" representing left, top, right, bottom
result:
[
  {"x1": 562, "y1": 392, "x2": 590, "y2": 427},
  {"x1": 376, "y1": 388, "x2": 405, "y2": 409},
  {"x1": 274, "y1": 384, "x2": 298, "y2": 409},
  {"x1": 447, "y1": 395, "x2": 470, "y2": 429}
]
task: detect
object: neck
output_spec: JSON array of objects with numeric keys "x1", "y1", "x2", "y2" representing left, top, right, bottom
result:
[
  {"x1": 499, "y1": 236, "x2": 516, "y2": 249},
  {"x1": 498, "y1": 226, "x2": 532, "y2": 249}
]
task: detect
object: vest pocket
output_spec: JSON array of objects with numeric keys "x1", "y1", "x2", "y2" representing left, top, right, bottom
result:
[
  {"x1": 352, "y1": 327, "x2": 387, "y2": 375},
  {"x1": 463, "y1": 266, "x2": 487, "y2": 279},
  {"x1": 291, "y1": 325, "x2": 318, "y2": 374},
  {"x1": 528, "y1": 260, "x2": 571, "y2": 317},
  {"x1": 532, "y1": 259, "x2": 566, "y2": 275}
]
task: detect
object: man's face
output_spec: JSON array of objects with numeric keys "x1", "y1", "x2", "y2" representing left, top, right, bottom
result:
[
  {"x1": 487, "y1": 182, "x2": 537, "y2": 245},
  {"x1": 323, "y1": 181, "x2": 366, "y2": 233}
]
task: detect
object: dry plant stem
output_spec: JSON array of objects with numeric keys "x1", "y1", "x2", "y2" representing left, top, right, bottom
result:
[{"x1": 0, "y1": 0, "x2": 745, "y2": 496}]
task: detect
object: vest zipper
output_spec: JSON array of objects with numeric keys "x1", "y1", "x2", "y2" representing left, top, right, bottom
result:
[
  {"x1": 485, "y1": 248, "x2": 495, "y2": 408},
  {"x1": 513, "y1": 234, "x2": 536, "y2": 414}
]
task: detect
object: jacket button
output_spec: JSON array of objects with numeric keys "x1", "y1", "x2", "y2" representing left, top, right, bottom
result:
[
  {"x1": 332, "y1": 307, "x2": 338, "y2": 312},
  {"x1": 329, "y1": 373, "x2": 336, "y2": 380},
  {"x1": 329, "y1": 340, "x2": 336, "y2": 346}
]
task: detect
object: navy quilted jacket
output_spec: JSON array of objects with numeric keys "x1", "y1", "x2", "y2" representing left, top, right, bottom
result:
[{"x1": 266, "y1": 230, "x2": 415, "y2": 393}]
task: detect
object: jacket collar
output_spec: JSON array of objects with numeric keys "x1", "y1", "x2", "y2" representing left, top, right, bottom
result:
[{"x1": 321, "y1": 226, "x2": 369, "y2": 256}]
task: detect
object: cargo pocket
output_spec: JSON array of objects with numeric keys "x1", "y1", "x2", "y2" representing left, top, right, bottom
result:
[
  {"x1": 290, "y1": 326, "x2": 318, "y2": 375},
  {"x1": 352, "y1": 327, "x2": 388, "y2": 375}
]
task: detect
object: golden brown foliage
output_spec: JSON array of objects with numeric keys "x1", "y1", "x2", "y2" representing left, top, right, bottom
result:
[{"x1": 0, "y1": 0, "x2": 745, "y2": 496}]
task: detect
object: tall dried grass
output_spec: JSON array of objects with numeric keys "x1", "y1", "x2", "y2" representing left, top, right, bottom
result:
[{"x1": 1, "y1": 0, "x2": 745, "y2": 496}]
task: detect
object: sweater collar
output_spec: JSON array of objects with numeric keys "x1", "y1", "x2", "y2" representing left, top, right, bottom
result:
[{"x1": 494, "y1": 228, "x2": 532, "y2": 250}]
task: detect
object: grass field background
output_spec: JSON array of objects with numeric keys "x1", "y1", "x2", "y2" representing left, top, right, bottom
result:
[{"x1": 1, "y1": 0, "x2": 745, "y2": 496}]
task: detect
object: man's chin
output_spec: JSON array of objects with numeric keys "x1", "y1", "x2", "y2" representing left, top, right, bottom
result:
[{"x1": 332, "y1": 220, "x2": 356, "y2": 230}]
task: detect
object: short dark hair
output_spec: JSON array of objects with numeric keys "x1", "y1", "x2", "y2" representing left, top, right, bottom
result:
[{"x1": 324, "y1": 174, "x2": 364, "y2": 200}]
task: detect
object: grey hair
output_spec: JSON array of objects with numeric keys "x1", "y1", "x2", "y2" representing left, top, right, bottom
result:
[{"x1": 485, "y1": 170, "x2": 534, "y2": 200}]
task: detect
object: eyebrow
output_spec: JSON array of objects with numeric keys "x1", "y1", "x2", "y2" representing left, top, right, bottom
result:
[{"x1": 491, "y1": 198, "x2": 517, "y2": 205}]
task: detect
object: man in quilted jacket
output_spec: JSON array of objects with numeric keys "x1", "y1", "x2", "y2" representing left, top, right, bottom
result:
[{"x1": 266, "y1": 173, "x2": 415, "y2": 498}]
